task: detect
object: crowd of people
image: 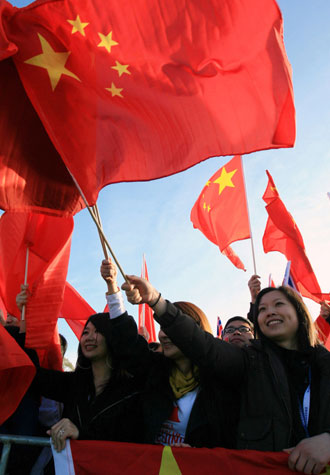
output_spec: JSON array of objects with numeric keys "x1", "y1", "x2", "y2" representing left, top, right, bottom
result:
[{"x1": 1, "y1": 259, "x2": 330, "y2": 474}]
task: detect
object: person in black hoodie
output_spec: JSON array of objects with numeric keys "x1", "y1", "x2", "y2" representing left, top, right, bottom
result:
[
  {"x1": 122, "y1": 276, "x2": 330, "y2": 475},
  {"x1": 101, "y1": 259, "x2": 239, "y2": 449}
]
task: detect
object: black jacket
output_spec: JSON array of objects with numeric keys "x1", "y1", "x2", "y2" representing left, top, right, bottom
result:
[
  {"x1": 153, "y1": 301, "x2": 330, "y2": 451},
  {"x1": 109, "y1": 312, "x2": 239, "y2": 448},
  {"x1": 34, "y1": 367, "x2": 143, "y2": 443}
]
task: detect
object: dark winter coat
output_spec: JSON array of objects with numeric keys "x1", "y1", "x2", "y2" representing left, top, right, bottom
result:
[
  {"x1": 109, "y1": 312, "x2": 239, "y2": 448},
  {"x1": 34, "y1": 367, "x2": 144, "y2": 443},
  {"x1": 153, "y1": 301, "x2": 330, "y2": 451}
]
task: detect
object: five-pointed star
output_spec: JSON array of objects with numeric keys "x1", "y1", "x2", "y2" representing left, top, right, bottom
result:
[
  {"x1": 205, "y1": 180, "x2": 211, "y2": 187},
  {"x1": 213, "y1": 167, "x2": 237, "y2": 195},
  {"x1": 24, "y1": 34, "x2": 80, "y2": 91},
  {"x1": 111, "y1": 60, "x2": 131, "y2": 77},
  {"x1": 106, "y1": 82, "x2": 123, "y2": 97},
  {"x1": 67, "y1": 15, "x2": 89, "y2": 36},
  {"x1": 98, "y1": 31, "x2": 118, "y2": 53}
]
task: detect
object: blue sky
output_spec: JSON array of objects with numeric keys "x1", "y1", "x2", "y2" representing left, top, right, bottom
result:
[{"x1": 9, "y1": 0, "x2": 330, "y2": 364}]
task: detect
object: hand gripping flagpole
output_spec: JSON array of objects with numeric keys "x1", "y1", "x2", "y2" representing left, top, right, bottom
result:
[
  {"x1": 21, "y1": 246, "x2": 30, "y2": 322},
  {"x1": 241, "y1": 156, "x2": 257, "y2": 275},
  {"x1": 67, "y1": 170, "x2": 128, "y2": 282}
]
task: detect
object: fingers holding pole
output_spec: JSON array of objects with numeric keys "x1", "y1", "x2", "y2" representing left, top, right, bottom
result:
[{"x1": 21, "y1": 247, "x2": 29, "y2": 322}]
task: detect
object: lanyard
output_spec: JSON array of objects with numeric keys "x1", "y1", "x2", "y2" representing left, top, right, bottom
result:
[{"x1": 298, "y1": 367, "x2": 311, "y2": 438}]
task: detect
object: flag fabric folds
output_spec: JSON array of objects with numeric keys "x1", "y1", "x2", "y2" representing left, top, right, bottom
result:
[
  {"x1": 53, "y1": 440, "x2": 295, "y2": 475},
  {"x1": 191, "y1": 155, "x2": 250, "y2": 269},
  {"x1": 315, "y1": 316, "x2": 330, "y2": 351},
  {"x1": 262, "y1": 171, "x2": 330, "y2": 303},
  {"x1": 60, "y1": 282, "x2": 96, "y2": 339},
  {"x1": 138, "y1": 256, "x2": 156, "y2": 343},
  {"x1": 0, "y1": 0, "x2": 295, "y2": 211},
  {"x1": 0, "y1": 212, "x2": 73, "y2": 349},
  {"x1": 0, "y1": 324, "x2": 36, "y2": 424}
]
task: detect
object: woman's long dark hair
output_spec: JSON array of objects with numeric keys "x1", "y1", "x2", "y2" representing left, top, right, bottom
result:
[{"x1": 254, "y1": 286, "x2": 317, "y2": 349}]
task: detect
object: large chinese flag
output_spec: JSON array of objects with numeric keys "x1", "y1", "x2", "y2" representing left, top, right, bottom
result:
[
  {"x1": 0, "y1": 212, "x2": 73, "y2": 348},
  {"x1": 53, "y1": 440, "x2": 295, "y2": 475},
  {"x1": 0, "y1": 324, "x2": 36, "y2": 424},
  {"x1": 0, "y1": 0, "x2": 295, "y2": 212},
  {"x1": 262, "y1": 171, "x2": 330, "y2": 303},
  {"x1": 138, "y1": 256, "x2": 157, "y2": 343},
  {"x1": 191, "y1": 155, "x2": 250, "y2": 269}
]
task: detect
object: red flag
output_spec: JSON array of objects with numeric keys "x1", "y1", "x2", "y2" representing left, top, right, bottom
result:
[
  {"x1": 216, "y1": 317, "x2": 223, "y2": 338},
  {"x1": 59, "y1": 282, "x2": 96, "y2": 339},
  {"x1": 0, "y1": 0, "x2": 295, "y2": 211},
  {"x1": 138, "y1": 256, "x2": 157, "y2": 343},
  {"x1": 262, "y1": 171, "x2": 330, "y2": 303},
  {"x1": 0, "y1": 212, "x2": 73, "y2": 348},
  {"x1": 315, "y1": 316, "x2": 330, "y2": 351},
  {"x1": 54, "y1": 440, "x2": 294, "y2": 475},
  {"x1": 0, "y1": 324, "x2": 36, "y2": 424},
  {"x1": 191, "y1": 155, "x2": 250, "y2": 269}
]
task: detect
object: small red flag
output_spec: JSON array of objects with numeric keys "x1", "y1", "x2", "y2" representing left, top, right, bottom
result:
[
  {"x1": 0, "y1": 324, "x2": 36, "y2": 424},
  {"x1": 191, "y1": 155, "x2": 250, "y2": 269},
  {"x1": 0, "y1": 0, "x2": 295, "y2": 213},
  {"x1": 262, "y1": 171, "x2": 330, "y2": 303},
  {"x1": 59, "y1": 282, "x2": 96, "y2": 340},
  {"x1": 138, "y1": 256, "x2": 157, "y2": 343},
  {"x1": 0, "y1": 212, "x2": 74, "y2": 348},
  {"x1": 314, "y1": 316, "x2": 330, "y2": 351}
]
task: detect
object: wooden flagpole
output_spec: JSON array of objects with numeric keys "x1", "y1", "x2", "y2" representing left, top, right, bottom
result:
[
  {"x1": 92, "y1": 204, "x2": 109, "y2": 260},
  {"x1": 241, "y1": 156, "x2": 257, "y2": 275},
  {"x1": 66, "y1": 170, "x2": 128, "y2": 281}
]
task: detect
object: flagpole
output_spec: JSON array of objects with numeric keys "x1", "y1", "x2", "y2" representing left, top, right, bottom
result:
[
  {"x1": 92, "y1": 204, "x2": 109, "y2": 260},
  {"x1": 141, "y1": 254, "x2": 146, "y2": 328},
  {"x1": 66, "y1": 169, "x2": 128, "y2": 282},
  {"x1": 21, "y1": 246, "x2": 29, "y2": 322},
  {"x1": 241, "y1": 156, "x2": 257, "y2": 275}
]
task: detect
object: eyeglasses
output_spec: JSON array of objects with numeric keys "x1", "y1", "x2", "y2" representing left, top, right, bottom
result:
[{"x1": 223, "y1": 326, "x2": 252, "y2": 335}]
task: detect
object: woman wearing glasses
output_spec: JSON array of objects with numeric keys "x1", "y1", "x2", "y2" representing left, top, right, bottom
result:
[{"x1": 122, "y1": 276, "x2": 330, "y2": 475}]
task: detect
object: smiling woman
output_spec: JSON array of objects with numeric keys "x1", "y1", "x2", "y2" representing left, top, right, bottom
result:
[
  {"x1": 122, "y1": 277, "x2": 330, "y2": 475},
  {"x1": 33, "y1": 311, "x2": 144, "y2": 453}
]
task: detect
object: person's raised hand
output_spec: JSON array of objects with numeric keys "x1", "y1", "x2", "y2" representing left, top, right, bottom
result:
[
  {"x1": 248, "y1": 275, "x2": 261, "y2": 303},
  {"x1": 100, "y1": 258, "x2": 119, "y2": 294},
  {"x1": 16, "y1": 284, "x2": 30, "y2": 311},
  {"x1": 122, "y1": 275, "x2": 159, "y2": 306}
]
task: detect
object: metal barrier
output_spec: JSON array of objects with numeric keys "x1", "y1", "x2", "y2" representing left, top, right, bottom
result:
[{"x1": 0, "y1": 434, "x2": 50, "y2": 475}]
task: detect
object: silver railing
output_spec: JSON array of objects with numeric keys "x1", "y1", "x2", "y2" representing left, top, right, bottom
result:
[{"x1": 0, "y1": 434, "x2": 50, "y2": 475}]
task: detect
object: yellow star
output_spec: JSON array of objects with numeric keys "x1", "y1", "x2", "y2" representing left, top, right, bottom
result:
[
  {"x1": 97, "y1": 31, "x2": 118, "y2": 53},
  {"x1": 203, "y1": 202, "x2": 206, "y2": 210},
  {"x1": 207, "y1": 205, "x2": 211, "y2": 212},
  {"x1": 24, "y1": 34, "x2": 80, "y2": 91},
  {"x1": 213, "y1": 166, "x2": 237, "y2": 195},
  {"x1": 111, "y1": 60, "x2": 131, "y2": 77},
  {"x1": 106, "y1": 82, "x2": 123, "y2": 98},
  {"x1": 159, "y1": 447, "x2": 181, "y2": 475},
  {"x1": 205, "y1": 180, "x2": 211, "y2": 187},
  {"x1": 67, "y1": 15, "x2": 89, "y2": 36}
]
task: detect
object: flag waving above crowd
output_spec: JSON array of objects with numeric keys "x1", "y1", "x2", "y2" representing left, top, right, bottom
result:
[
  {"x1": 262, "y1": 171, "x2": 330, "y2": 303},
  {"x1": 191, "y1": 155, "x2": 250, "y2": 269},
  {"x1": 0, "y1": 0, "x2": 295, "y2": 214}
]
